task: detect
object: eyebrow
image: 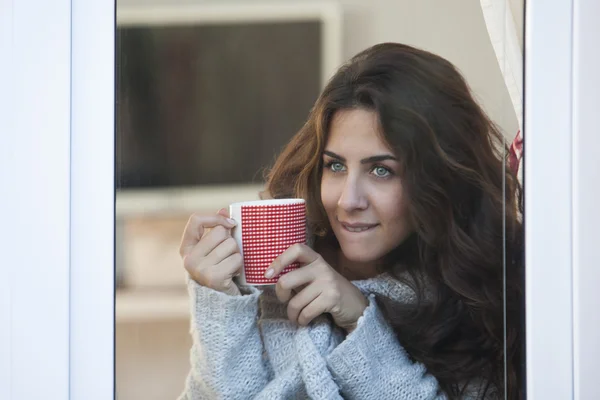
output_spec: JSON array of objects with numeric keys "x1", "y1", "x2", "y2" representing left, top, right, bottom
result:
[{"x1": 323, "y1": 150, "x2": 397, "y2": 164}]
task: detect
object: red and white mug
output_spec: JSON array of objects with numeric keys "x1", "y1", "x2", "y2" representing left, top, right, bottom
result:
[{"x1": 229, "y1": 198, "x2": 307, "y2": 286}]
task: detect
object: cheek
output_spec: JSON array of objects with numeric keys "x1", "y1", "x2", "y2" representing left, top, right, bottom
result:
[
  {"x1": 320, "y1": 176, "x2": 339, "y2": 213},
  {"x1": 379, "y1": 188, "x2": 411, "y2": 232}
]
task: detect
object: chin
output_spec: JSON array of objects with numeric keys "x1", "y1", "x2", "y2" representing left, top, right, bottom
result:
[{"x1": 340, "y1": 244, "x2": 383, "y2": 264}]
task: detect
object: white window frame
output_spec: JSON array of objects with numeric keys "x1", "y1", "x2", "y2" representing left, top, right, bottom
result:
[
  {"x1": 69, "y1": 0, "x2": 115, "y2": 399},
  {"x1": 524, "y1": 0, "x2": 574, "y2": 398},
  {"x1": 569, "y1": 0, "x2": 599, "y2": 398},
  {"x1": 1, "y1": 0, "x2": 73, "y2": 398},
  {"x1": 1, "y1": 0, "x2": 114, "y2": 399},
  {"x1": 525, "y1": 0, "x2": 600, "y2": 398},
  {"x1": 1, "y1": 0, "x2": 599, "y2": 399}
]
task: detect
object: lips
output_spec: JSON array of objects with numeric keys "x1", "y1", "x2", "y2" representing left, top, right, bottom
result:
[{"x1": 339, "y1": 221, "x2": 379, "y2": 233}]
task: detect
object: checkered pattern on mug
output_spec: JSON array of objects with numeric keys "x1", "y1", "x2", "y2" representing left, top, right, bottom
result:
[{"x1": 241, "y1": 203, "x2": 306, "y2": 285}]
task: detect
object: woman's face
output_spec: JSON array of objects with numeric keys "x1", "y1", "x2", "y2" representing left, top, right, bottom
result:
[{"x1": 320, "y1": 108, "x2": 413, "y2": 267}]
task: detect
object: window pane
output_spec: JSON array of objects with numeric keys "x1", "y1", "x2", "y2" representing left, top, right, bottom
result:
[{"x1": 115, "y1": 2, "x2": 525, "y2": 399}]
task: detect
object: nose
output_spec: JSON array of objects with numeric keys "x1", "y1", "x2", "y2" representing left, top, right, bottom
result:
[{"x1": 337, "y1": 175, "x2": 368, "y2": 212}]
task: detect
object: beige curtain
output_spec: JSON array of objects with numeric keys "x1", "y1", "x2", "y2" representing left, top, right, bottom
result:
[
  {"x1": 480, "y1": 0, "x2": 524, "y2": 131},
  {"x1": 480, "y1": 0, "x2": 524, "y2": 180}
]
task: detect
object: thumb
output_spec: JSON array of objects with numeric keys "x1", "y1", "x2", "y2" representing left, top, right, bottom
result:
[{"x1": 217, "y1": 208, "x2": 230, "y2": 218}]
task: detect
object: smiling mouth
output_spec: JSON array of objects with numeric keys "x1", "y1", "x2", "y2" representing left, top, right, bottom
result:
[
  {"x1": 344, "y1": 226, "x2": 375, "y2": 232},
  {"x1": 339, "y1": 221, "x2": 379, "y2": 233}
]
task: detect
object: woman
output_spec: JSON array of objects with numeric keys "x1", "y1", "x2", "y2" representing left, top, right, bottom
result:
[{"x1": 178, "y1": 43, "x2": 524, "y2": 399}]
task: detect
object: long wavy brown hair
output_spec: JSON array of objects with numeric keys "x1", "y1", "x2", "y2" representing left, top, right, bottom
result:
[{"x1": 263, "y1": 43, "x2": 524, "y2": 399}]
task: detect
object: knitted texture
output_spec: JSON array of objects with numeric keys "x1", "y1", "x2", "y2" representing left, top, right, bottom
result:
[{"x1": 179, "y1": 273, "x2": 481, "y2": 399}]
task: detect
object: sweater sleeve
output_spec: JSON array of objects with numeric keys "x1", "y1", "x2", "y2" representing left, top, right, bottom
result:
[
  {"x1": 326, "y1": 294, "x2": 447, "y2": 400},
  {"x1": 178, "y1": 280, "x2": 272, "y2": 400}
]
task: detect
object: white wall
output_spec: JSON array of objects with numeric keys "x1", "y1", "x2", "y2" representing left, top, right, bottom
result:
[
  {"x1": 118, "y1": 0, "x2": 520, "y2": 140},
  {"x1": 334, "y1": 0, "x2": 519, "y2": 138}
]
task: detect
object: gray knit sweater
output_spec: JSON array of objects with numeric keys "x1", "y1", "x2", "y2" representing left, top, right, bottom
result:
[{"x1": 178, "y1": 273, "x2": 488, "y2": 399}]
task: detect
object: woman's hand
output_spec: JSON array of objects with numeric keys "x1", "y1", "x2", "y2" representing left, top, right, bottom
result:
[
  {"x1": 179, "y1": 209, "x2": 243, "y2": 296},
  {"x1": 265, "y1": 244, "x2": 369, "y2": 332}
]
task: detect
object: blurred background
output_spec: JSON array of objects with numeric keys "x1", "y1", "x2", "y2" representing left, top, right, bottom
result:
[{"x1": 115, "y1": 0, "x2": 522, "y2": 399}]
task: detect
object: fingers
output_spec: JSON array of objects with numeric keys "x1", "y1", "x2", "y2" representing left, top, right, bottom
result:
[
  {"x1": 296, "y1": 293, "x2": 330, "y2": 326},
  {"x1": 275, "y1": 265, "x2": 318, "y2": 303},
  {"x1": 266, "y1": 243, "x2": 318, "y2": 279},
  {"x1": 216, "y1": 253, "x2": 244, "y2": 294},
  {"x1": 184, "y1": 235, "x2": 241, "y2": 282},
  {"x1": 185, "y1": 225, "x2": 230, "y2": 262},
  {"x1": 286, "y1": 283, "x2": 322, "y2": 325},
  {"x1": 190, "y1": 252, "x2": 243, "y2": 293},
  {"x1": 207, "y1": 237, "x2": 240, "y2": 265},
  {"x1": 215, "y1": 250, "x2": 244, "y2": 277},
  {"x1": 179, "y1": 213, "x2": 236, "y2": 258}
]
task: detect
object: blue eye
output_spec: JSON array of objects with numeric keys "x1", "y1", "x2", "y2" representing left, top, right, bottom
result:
[
  {"x1": 328, "y1": 162, "x2": 346, "y2": 173},
  {"x1": 372, "y1": 166, "x2": 391, "y2": 177}
]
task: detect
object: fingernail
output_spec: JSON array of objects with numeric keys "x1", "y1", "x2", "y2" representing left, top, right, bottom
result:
[
  {"x1": 264, "y1": 269, "x2": 274, "y2": 279},
  {"x1": 227, "y1": 218, "x2": 237, "y2": 225}
]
